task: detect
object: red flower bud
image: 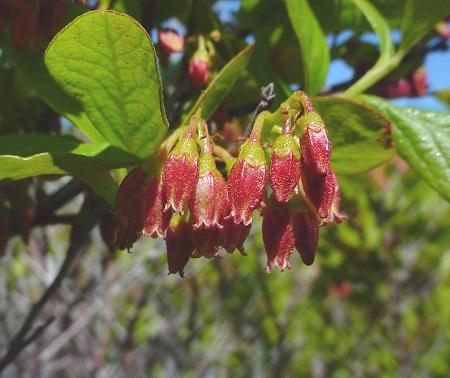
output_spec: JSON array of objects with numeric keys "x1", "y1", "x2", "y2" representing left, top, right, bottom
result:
[
  {"x1": 188, "y1": 55, "x2": 210, "y2": 89},
  {"x1": 385, "y1": 79, "x2": 412, "y2": 98},
  {"x1": 158, "y1": 28, "x2": 184, "y2": 54},
  {"x1": 411, "y1": 67, "x2": 428, "y2": 97},
  {"x1": 189, "y1": 153, "x2": 229, "y2": 229},
  {"x1": 262, "y1": 201, "x2": 295, "y2": 272},
  {"x1": 142, "y1": 176, "x2": 172, "y2": 239},
  {"x1": 299, "y1": 112, "x2": 331, "y2": 176},
  {"x1": 192, "y1": 226, "x2": 221, "y2": 258},
  {"x1": 220, "y1": 217, "x2": 251, "y2": 255},
  {"x1": 270, "y1": 133, "x2": 301, "y2": 203},
  {"x1": 166, "y1": 217, "x2": 194, "y2": 277},
  {"x1": 11, "y1": 1, "x2": 40, "y2": 49},
  {"x1": 227, "y1": 140, "x2": 266, "y2": 225},
  {"x1": 292, "y1": 210, "x2": 319, "y2": 266},
  {"x1": 163, "y1": 131, "x2": 199, "y2": 213},
  {"x1": 114, "y1": 167, "x2": 149, "y2": 250}
]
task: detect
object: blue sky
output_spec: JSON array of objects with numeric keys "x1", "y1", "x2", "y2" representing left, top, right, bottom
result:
[{"x1": 212, "y1": 0, "x2": 450, "y2": 111}]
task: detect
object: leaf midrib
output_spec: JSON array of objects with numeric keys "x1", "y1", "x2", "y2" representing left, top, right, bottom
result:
[{"x1": 103, "y1": 14, "x2": 130, "y2": 150}]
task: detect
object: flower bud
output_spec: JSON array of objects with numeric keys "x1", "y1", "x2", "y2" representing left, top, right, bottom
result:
[
  {"x1": 189, "y1": 153, "x2": 229, "y2": 229},
  {"x1": 292, "y1": 210, "x2": 319, "y2": 266},
  {"x1": 162, "y1": 130, "x2": 199, "y2": 213},
  {"x1": 299, "y1": 112, "x2": 331, "y2": 176},
  {"x1": 114, "y1": 167, "x2": 149, "y2": 250},
  {"x1": 192, "y1": 226, "x2": 221, "y2": 258},
  {"x1": 158, "y1": 28, "x2": 184, "y2": 54},
  {"x1": 220, "y1": 217, "x2": 251, "y2": 255},
  {"x1": 188, "y1": 50, "x2": 210, "y2": 89},
  {"x1": 411, "y1": 67, "x2": 428, "y2": 97},
  {"x1": 270, "y1": 133, "x2": 301, "y2": 203},
  {"x1": 166, "y1": 216, "x2": 194, "y2": 277},
  {"x1": 262, "y1": 200, "x2": 295, "y2": 272},
  {"x1": 142, "y1": 175, "x2": 172, "y2": 239},
  {"x1": 227, "y1": 140, "x2": 266, "y2": 225}
]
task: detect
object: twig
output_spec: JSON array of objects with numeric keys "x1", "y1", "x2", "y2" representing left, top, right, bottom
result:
[
  {"x1": 244, "y1": 83, "x2": 276, "y2": 138},
  {"x1": 0, "y1": 197, "x2": 106, "y2": 373}
]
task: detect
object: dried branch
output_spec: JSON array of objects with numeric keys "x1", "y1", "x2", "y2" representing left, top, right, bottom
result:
[{"x1": 0, "y1": 197, "x2": 106, "y2": 373}]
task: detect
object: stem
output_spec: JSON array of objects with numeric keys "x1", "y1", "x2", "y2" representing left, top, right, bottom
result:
[
  {"x1": 249, "y1": 111, "x2": 268, "y2": 142},
  {"x1": 212, "y1": 144, "x2": 236, "y2": 172},
  {"x1": 343, "y1": 51, "x2": 404, "y2": 97},
  {"x1": 0, "y1": 199, "x2": 105, "y2": 372}
]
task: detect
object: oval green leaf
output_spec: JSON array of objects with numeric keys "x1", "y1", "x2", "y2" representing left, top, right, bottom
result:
[
  {"x1": 45, "y1": 10, "x2": 168, "y2": 157},
  {"x1": 286, "y1": 0, "x2": 329, "y2": 95},
  {"x1": 313, "y1": 96, "x2": 394, "y2": 175},
  {"x1": 0, "y1": 134, "x2": 142, "y2": 204},
  {"x1": 362, "y1": 95, "x2": 450, "y2": 202}
]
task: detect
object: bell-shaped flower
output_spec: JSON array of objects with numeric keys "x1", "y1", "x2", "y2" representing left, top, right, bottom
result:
[
  {"x1": 142, "y1": 175, "x2": 172, "y2": 239},
  {"x1": 192, "y1": 226, "x2": 222, "y2": 258},
  {"x1": 292, "y1": 210, "x2": 319, "y2": 266},
  {"x1": 262, "y1": 199, "x2": 295, "y2": 272},
  {"x1": 220, "y1": 217, "x2": 251, "y2": 255},
  {"x1": 270, "y1": 133, "x2": 301, "y2": 203},
  {"x1": 114, "y1": 167, "x2": 149, "y2": 250},
  {"x1": 299, "y1": 112, "x2": 331, "y2": 177},
  {"x1": 162, "y1": 129, "x2": 199, "y2": 213},
  {"x1": 189, "y1": 153, "x2": 229, "y2": 229},
  {"x1": 227, "y1": 140, "x2": 266, "y2": 225},
  {"x1": 166, "y1": 215, "x2": 194, "y2": 277}
]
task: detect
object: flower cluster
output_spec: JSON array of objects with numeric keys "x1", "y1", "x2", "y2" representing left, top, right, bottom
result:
[
  {"x1": 113, "y1": 91, "x2": 345, "y2": 275},
  {"x1": 0, "y1": 0, "x2": 86, "y2": 49}
]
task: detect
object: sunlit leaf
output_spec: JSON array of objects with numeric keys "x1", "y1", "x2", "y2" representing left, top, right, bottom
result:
[
  {"x1": 285, "y1": 0, "x2": 329, "y2": 95},
  {"x1": 363, "y1": 95, "x2": 450, "y2": 201},
  {"x1": 45, "y1": 10, "x2": 168, "y2": 157}
]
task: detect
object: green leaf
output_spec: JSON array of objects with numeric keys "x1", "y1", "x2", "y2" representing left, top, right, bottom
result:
[
  {"x1": 45, "y1": 10, "x2": 168, "y2": 158},
  {"x1": 399, "y1": 0, "x2": 450, "y2": 54},
  {"x1": 350, "y1": 0, "x2": 394, "y2": 63},
  {"x1": 0, "y1": 134, "x2": 142, "y2": 204},
  {"x1": 312, "y1": 96, "x2": 394, "y2": 175},
  {"x1": 362, "y1": 95, "x2": 450, "y2": 201},
  {"x1": 285, "y1": 0, "x2": 329, "y2": 95},
  {"x1": 435, "y1": 90, "x2": 450, "y2": 108},
  {"x1": 10, "y1": 46, "x2": 105, "y2": 143},
  {"x1": 343, "y1": 0, "x2": 397, "y2": 97},
  {"x1": 184, "y1": 44, "x2": 255, "y2": 123}
]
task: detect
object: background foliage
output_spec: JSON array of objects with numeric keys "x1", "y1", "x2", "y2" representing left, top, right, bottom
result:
[{"x1": 0, "y1": 0, "x2": 449, "y2": 376}]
